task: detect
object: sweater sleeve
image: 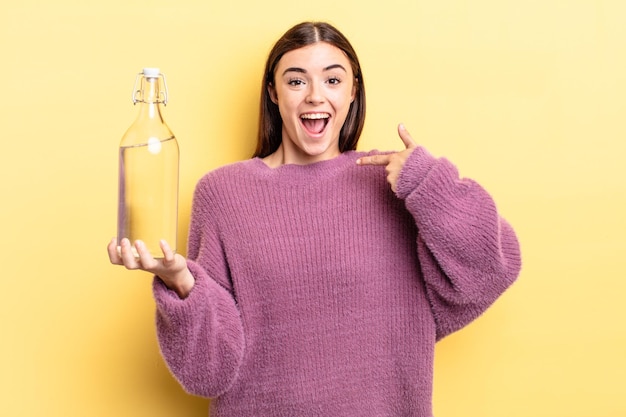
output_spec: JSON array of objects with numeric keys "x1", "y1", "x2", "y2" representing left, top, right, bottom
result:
[
  {"x1": 152, "y1": 175, "x2": 245, "y2": 398},
  {"x1": 396, "y1": 147, "x2": 522, "y2": 341}
]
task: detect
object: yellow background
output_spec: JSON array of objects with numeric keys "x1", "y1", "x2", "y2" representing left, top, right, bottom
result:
[{"x1": 1, "y1": 0, "x2": 624, "y2": 416}]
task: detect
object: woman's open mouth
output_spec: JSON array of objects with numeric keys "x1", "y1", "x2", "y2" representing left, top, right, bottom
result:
[{"x1": 300, "y1": 113, "x2": 330, "y2": 135}]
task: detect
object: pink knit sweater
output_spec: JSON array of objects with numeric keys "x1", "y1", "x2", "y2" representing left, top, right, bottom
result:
[{"x1": 152, "y1": 148, "x2": 521, "y2": 416}]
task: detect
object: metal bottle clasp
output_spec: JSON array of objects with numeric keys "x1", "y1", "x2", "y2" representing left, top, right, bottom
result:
[{"x1": 132, "y1": 71, "x2": 169, "y2": 106}]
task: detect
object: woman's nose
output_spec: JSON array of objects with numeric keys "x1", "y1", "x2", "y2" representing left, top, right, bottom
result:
[{"x1": 306, "y1": 83, "x2": 324, "y2": 104}]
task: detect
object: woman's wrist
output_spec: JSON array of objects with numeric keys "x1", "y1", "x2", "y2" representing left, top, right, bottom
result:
[{"x1": 162, "y1": 269, "x2": 195, "y2": 299}]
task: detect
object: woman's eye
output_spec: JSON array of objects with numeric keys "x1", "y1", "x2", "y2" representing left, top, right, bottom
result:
[
  {"x1": 288, "y1": 79, "x2": 304, "y2": 86},
  {"x1": 327, "y1": 77, "x2": 341, "y2": 85}
]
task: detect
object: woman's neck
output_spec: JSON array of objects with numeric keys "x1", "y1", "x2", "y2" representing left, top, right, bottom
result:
[{"x1": 261, "y1": 142, "x2": 341, "y2": 168}]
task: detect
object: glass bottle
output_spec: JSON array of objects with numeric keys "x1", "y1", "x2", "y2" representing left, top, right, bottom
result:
[{"x1": 117, "y1": 68, "x2": 179, "y2": 258}]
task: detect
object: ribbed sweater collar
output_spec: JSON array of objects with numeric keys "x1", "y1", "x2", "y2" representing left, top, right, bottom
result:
[{"x1": 247, "y1": 151, "x2": 358, "y2": 184}]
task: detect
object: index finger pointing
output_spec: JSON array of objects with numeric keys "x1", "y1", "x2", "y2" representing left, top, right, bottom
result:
[{"x1": 356, "y1": 153, "x2": 392, "y2": 166}]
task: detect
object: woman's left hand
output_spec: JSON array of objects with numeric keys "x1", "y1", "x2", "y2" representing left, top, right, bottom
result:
[{"x1": 356, "y1": 123, "x2": 417, "y2": 193}]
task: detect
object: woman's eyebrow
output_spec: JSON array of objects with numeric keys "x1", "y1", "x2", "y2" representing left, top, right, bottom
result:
[
  {"x1": 282, "y1": 67, "x2": 307, "y2": 76},
  {"x1": 282, "y1": 64, "x2": 348, "y2": 76},
  {"x1": 324, "y1": 64, "x2": 347, "y2": 72}
]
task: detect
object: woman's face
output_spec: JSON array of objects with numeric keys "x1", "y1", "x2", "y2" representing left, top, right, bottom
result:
[{"x1": 269, "y1": 42, "x2": 356, "y2": 165}]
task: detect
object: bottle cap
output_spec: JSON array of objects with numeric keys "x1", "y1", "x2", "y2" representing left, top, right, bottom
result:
[{"x1": 142, "y1": 68, "x2": 161, "y2": 78}]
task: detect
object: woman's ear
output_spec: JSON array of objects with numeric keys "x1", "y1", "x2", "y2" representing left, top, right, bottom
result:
[
  {"x1": 350, "y1": 78, "x2": 357, "y2": 103},
  {"x1": 268, "y1": 83, "x2": 278, "y2": 104}
]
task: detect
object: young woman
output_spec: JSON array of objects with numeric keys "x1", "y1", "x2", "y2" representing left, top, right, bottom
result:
[{"x1": 108, "y1": 21, "x2": 521, "y2": 417}]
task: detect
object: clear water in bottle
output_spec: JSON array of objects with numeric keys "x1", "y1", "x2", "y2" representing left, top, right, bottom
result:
[{"x1": 117, "y1": 136, "x2": 178, "y2": 257}]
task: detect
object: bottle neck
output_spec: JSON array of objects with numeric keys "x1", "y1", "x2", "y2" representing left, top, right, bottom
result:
[
  {"x1": 121, "y1": 72, "x2": 174, "y2": 147},
  {"x1": 135, "y1": 77, "x2": 165, "y2": 120}
]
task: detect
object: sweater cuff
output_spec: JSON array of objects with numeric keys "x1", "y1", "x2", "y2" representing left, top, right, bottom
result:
[{"x1": 395, "y1": 146, "x2": 438, "y2": 200}]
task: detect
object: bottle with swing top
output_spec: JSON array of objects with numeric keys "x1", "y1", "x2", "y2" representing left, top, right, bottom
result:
[{"x1": 117, "y1": 68, "x2": 179, "y2": 258}]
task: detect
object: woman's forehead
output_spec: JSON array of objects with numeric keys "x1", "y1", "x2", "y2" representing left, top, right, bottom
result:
[{"x1": 276, "y1": 42, "x2": 352, "y2": 73}]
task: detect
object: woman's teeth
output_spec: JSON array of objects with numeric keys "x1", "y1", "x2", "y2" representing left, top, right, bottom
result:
[{"x1": 301, "y1": 113, "x2": 330, "y2": 120}]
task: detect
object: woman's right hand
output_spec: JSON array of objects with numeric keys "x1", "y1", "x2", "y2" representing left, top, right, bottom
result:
[{"x1": 107, "y1": 238, "x2": 195, "y2": 299}]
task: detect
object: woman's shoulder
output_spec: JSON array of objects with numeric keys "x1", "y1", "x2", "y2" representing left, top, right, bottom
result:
[
  {"x1": 199, "y1": 158, "x2": 259, "y2": 182},
  {"x1": 192, "y1": 158, "x2": 260, "y2": 200}
]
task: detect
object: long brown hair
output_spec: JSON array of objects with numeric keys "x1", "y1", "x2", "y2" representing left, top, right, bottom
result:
[{"x1": 253, "y1": 22, "x2": 366, "y2": 158}]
